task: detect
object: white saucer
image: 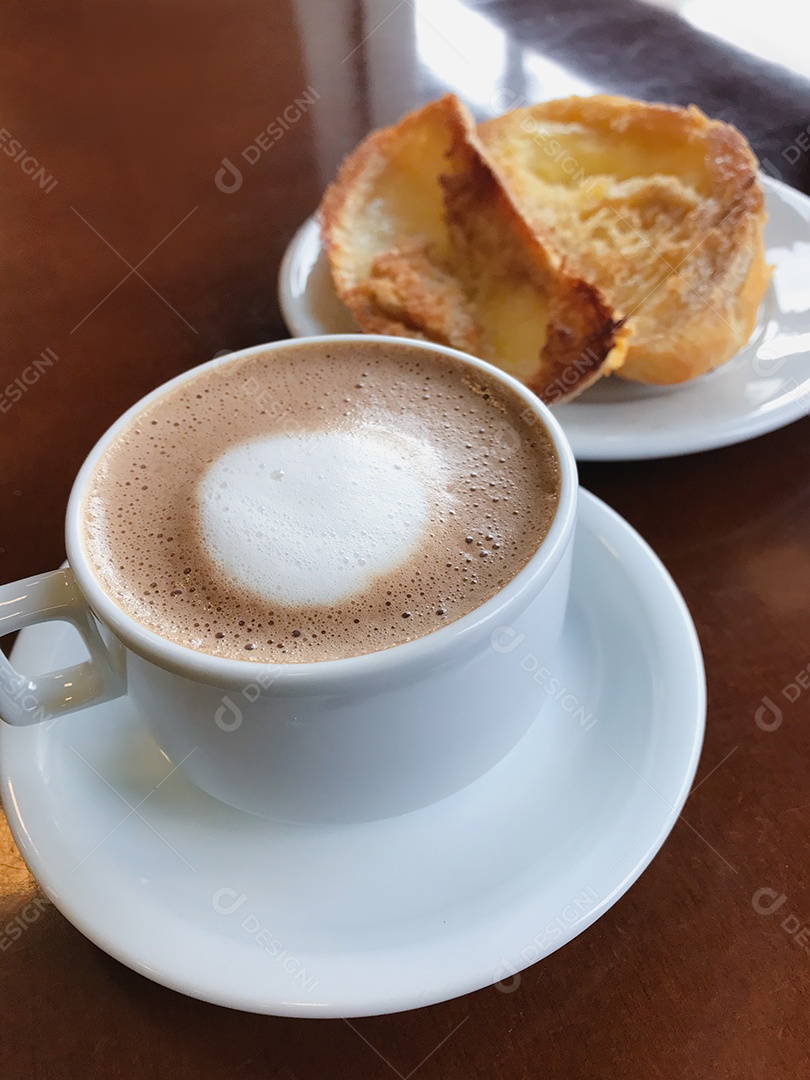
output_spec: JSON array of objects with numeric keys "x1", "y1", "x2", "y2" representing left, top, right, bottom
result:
[
  {"x1": 0, "y1": 491, "x2": 704, "y2": 1016},
  {"x1": 279, "y1": 175, "x2": 810, "y2": 460}
]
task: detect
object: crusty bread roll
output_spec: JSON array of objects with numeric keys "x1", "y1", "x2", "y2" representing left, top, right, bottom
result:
[
  {"x1": 478, "y1": 95, "x2": 771, "y2": 384},
  {"x1": 320, "y1": 94, "x2": 629, "y2": 403}
]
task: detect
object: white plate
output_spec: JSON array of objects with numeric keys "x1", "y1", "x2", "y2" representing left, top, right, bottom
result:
[
  {"x1": 279, "y1": 175, "x2": 810, "y2": 460},
  {"x1": 0, "y1": 491, "x2": 705, "y2": 1016}
]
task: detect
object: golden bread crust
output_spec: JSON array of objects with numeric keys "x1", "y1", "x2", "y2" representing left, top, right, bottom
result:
[
  {"x1": 320, "y1": 94, "x2": 629, "y2": 403},
  {"x1": 479, "y1": 95, "x2": 771, "y2": 384}
]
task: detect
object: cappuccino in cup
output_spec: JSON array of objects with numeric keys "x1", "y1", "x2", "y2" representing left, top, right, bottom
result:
[
  {"x1": 83, "y1": 338, "x2": 559, "y2": 663},
  {"x1": 1, "y1": 334, "x2": 576, "y2": 820}
]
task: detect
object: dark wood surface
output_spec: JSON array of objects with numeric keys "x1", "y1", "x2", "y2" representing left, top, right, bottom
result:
[{"x1": 2, "y1": 1, "x2": 809, "y2": 1076}]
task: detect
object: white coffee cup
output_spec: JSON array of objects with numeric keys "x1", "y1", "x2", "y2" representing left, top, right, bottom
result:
[{"x1": 0, "y1": 335, "x2": 577, "y2": 823}]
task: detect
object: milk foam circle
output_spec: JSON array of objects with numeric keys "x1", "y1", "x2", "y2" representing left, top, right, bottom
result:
[
  {"x1": 198, "y1": 429, "x2": 440, "y2": 605},
  {"x1": 82, "y1": 339, "x2": 561, "y2": 662}
]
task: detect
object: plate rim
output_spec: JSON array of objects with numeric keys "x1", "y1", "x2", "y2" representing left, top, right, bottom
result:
[
  {"x1": 278, "y1": 175, "x2": 810, "y2": 462},
  {"x1": 0, "y1": 490, "x2": 706, "y2": 1016}
]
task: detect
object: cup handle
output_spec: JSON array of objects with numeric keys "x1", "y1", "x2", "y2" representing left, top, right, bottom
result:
[{"x1": 0, "y1": 569, "x2": 125, "y2": 726}]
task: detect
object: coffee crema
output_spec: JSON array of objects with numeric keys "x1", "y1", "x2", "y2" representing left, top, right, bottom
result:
[{"x1": 83, "y1": 340, "x2": 560, "y2": 662}]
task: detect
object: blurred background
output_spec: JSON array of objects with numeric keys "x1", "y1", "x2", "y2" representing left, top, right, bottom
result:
[
  {"x1": 2, "y1": 3, "x2": 810, "y2": 1078},
  {"x1": 2, "y1": 0, "x2": 810, "y2": 585}
]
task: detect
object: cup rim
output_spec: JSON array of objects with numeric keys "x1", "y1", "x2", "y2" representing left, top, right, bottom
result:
[{"x1": 65, "y1": 334, "x2": 578, "y2": 688}]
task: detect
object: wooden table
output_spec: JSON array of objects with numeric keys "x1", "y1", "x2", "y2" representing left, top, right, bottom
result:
[{"x1": 2, "y1": 1, "x2": 809, "y2": 1075}]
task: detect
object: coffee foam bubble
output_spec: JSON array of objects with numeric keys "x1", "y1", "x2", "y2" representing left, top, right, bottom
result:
[
  {"x1": 198, "y1": 429, "x2": 439, "y2": 605},
  {"x1": 82, "y1": 339, "x2": 560, "y2": 662}
]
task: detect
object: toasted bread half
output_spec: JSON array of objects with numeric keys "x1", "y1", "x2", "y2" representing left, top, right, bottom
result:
[
  {"x1": 478, "y1": 95, "x2": 771, "y2": 384},
  {"x1": 320, "y1": 94, "x2": 629, "y2": 403}
]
